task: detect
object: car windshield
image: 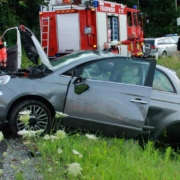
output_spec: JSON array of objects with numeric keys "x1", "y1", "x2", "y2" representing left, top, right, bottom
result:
[{"x1": 50, "y1": 51, "x2": 101, "y2": 70}]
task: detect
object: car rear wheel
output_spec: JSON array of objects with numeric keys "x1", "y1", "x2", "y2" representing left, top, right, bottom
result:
[
  {"x1": 161, "y1": 51, "x2": 167, "y2": 58},
  {"x1": 9, "y1": 99, "x2": 53, "y2": 136}
]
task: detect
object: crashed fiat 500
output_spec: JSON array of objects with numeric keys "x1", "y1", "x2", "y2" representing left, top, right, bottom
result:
[{"x1": 0, "y1": 26, "x2": 180, "y2": 143}]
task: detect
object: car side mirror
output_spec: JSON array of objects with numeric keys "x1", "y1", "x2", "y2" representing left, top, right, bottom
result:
[{"x1": 74, "y1": 84, "x2": 89, "y2": 94}]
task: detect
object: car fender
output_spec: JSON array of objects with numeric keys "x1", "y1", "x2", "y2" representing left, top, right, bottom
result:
[
  {"x1": 150, "y1": 111, "x2": 180, "y2": 140},
  {"x1": 5, "y1": 92, "x2": 56, "y2": 120}
]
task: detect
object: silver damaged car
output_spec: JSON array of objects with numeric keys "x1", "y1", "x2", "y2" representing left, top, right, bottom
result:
[{"x1": 0, "y1": 26, "x2": 179, "y2": 143}]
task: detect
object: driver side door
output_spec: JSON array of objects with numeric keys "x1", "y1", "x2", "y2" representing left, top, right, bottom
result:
[
  {"x1": 64, "y1": 57, "x2": 156, "y2": 138},
  {"x1": 3, "y1": 27, "x2": 22, "y2": 71}
]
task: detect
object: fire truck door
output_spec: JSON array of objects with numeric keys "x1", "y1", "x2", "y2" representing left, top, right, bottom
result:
[
  {"x1": 2, "y1": 27, "x2": 22, "y2": 71},
  {"x1": 56, "y1": 13, "x2": 80, "y2": 52},
  {"x1": 119, "y1": 14, "x2": 128, "y2": 56},
  {"x1": 96, "y1": 12, "x2": 107, "y2": 50},
  {"x1": 107, "y1": 16, "x2": 119, "y2": 42}
]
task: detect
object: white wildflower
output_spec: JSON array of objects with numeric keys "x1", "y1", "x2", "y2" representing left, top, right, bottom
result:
[
  {"x1": 0, "y1": 169, "x2": 3, "y2": 176},
  {"x1": 43, "y1": 134, "x2": 50, "y2": 140},
  {"x1": 34, "y1": 130, "x2": 43, "y2": 135},
  {"x1": 22, "y1": 140, "x2": 31, "y2": 145},
  {"x1": 50, "y1": 135, "x2": 58, "y2": 143},
  {"x1": 72, "y1": 150, "x2": 83, "y2": 158},
  {"x1": 67, "y1": 162, "x2": 82, "y2": 177},
  {"x1": 55, "y1": 130, "x2": 66, "y2": 139},
  {"x1": 85, "y1": 134, "x2": 98, "y2": 140},
  {"x1": 72, "y1": 150, "x2": 80, "y2": 155},
  {"x1": 19, "y1": 110, "x2": 31, "y2": 125},
  {"x1": 55, "y1": 111, "x2": 68, "y2": 118},
  {"x1": 3, "y1": 152, "x2": 7, "y2": 157},
  {"x1": 0, "y1": 132, "x2": 3, "y2": 142},
  {"x1": 79, "y1": 154, "x2": 83, "y2": 158},
  {"x1": 48, "y1": 168, "x2": 52, "y2": 172},
  {"x1": 21, "y1": 159, "x2": 30, "y2": 165},
  {"x1": 57, "y1": 148, "x2": 63, "y2": 154},
  {"x1": 19, "y1": 110, "x2": 31, "y2": 115},
  {"x1": 18, "y1": 130, "x2": 36, "y2": 138}
]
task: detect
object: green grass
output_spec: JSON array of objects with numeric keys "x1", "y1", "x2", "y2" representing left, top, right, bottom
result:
[
  {"x1": 156, "y1": 53, "x2": 180, "y2": 78},
  {"x1": 14, "y1": 131, "x2": 180, "y2": 180}
]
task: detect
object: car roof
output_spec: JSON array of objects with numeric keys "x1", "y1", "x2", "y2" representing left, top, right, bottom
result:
[{"x1": 144, "y1": 37, "x2": 173, "y2": 40}]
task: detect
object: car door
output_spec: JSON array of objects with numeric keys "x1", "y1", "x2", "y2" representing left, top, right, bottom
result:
[
  {"x1": 168, "y1": 37, "x2": 177, "y2": 55},
  {"x1": 3, "y1": 27, "x2": 22, "y2": 71},
  {"x1": 64, "y1": 57, "x2": 156, "y2": 138},
  {"x1": 157, "y1": 39, "x2": 167, "y2": 56}
]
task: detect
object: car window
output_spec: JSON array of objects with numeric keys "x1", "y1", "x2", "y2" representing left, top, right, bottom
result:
[
  {"x1": 3, "y1": 29, "x2": 17, "y2": 47},
  {"x1": 169, "y1": 38, "x2": 177, "y2": 44},
  {"x1": 144, "y1": 40, "x2": 155, "y2": 46},
  {"x1": 75, "y1": 58, "x2": 152, "y2": 86},
  {"x1": 153, "y1": 70, "x2": 175, "y2": 93},
  {"x1": 81, "y1": 60, "x2": 115, "y2": 82},
  {"x1": 171, "y1": 36, "x2": 179, "y2": 43},
  {"x1": 118, "y1": 65, "x2": 142, "y2": 85},
  {"x1": 163, "y1": 38, "x2": 170, "y2": 44},
  {"x1": 157, "y1": 39, "x2": 164, "y2": 45}
]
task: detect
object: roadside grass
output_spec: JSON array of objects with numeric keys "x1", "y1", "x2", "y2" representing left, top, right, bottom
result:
[
  {"x1": 157, "y1": 53, "x2": 180, "y2": 77},
  {"x1": 13, "y1": 131, "x2": 180, "y2": 180}
]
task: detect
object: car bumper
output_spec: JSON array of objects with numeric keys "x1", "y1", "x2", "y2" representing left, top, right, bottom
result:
[{"x1": 0, "y1": 86, "x2": 17, "y2": 123}]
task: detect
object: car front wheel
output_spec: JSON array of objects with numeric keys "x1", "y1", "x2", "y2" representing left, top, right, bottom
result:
[{"x1": 9, "y1": 99, "x2": 53, "y2": 136}]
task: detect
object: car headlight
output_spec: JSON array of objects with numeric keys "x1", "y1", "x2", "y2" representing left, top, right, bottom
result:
[{"x1": 0, "y1": 75, "x2": 11, "y2": 86}]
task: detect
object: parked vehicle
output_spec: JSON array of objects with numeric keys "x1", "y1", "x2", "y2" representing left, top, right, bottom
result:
[
  {"x1": 1, "y1": 26, "x2": 180, "y2": 144},
  {"x1": 144, "y1": 37, "x2": 177, "y2": 58},
  {"x1": 164, "y1": 34, "x2": 180, "y2": 43},
  {"x1": 170, "y1": 36, "x2": 180, "y2": 43}
]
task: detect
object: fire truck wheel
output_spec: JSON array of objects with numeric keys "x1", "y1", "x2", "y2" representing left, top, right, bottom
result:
[
  {"x1": 9, "y1": 99, "x2": 53, "y2": 136},
  {"x1": 161, "y1": 51, "x2": 167, "y2": 58}
]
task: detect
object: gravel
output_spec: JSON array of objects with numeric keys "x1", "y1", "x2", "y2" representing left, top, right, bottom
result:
[{"x1": 0, "y1": 137, "x2": 43, "y2": 180}]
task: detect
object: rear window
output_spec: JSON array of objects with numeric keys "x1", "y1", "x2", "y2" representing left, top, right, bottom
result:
[{"x1": 144, "y1": 40, "x2": 155, "y2": 46}]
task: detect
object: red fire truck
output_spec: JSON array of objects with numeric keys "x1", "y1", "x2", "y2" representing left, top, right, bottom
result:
[{"x1": 39, "y1": 0, "x2": 148, "y2": 58}]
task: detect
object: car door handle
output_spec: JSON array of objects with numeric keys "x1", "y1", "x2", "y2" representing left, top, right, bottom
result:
[{"x1": 130, "y1": 99, "x2": 148, "y2": 104}]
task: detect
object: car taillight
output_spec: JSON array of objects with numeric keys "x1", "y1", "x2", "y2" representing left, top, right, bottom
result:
[{"x1": 151, "y1": 46, "x2": 158, "y2": 49}]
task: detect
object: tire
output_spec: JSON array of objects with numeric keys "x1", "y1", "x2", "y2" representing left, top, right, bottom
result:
[
  {"x1": 161, "y1": 51, "x2": 167, "y2": 58},
  {"x1": 9, "y1": 99, "x2": 53, "y2": 136}
]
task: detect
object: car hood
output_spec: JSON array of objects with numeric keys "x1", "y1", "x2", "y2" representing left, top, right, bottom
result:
[{"x1": 18, "y1": 25, "x2": 53, "y2": 71}]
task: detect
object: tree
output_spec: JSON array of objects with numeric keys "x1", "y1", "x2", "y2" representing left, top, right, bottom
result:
[{"x1": 139, "y1": 0, "x2": 180, "y2": 37}]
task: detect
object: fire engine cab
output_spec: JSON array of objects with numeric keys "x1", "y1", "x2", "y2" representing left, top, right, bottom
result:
[{"x1": 39, "y1": 0, "x2": 147, "y2": 58}]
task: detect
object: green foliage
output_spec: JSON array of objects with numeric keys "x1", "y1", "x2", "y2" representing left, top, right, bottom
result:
[
  {"x1": 157, "y1": 53, "x2": 180, "y2": 78},
  {"x1": 0, "y1": 0, "x2": 42, "y2": 38},
  {"x1": 140, "y1": 0, "x2": 180, "y2": 37}
]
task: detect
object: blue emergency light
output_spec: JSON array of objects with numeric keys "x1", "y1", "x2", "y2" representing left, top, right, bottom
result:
[
  {"x1": 132, "y1": 5, "x2": 137, "y2": 9},
  {"x1": 93, "y1": 1, "x2": 99, "y2": 8}
]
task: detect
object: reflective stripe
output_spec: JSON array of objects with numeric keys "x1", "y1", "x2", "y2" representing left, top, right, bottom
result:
[
  {"x1": 137, "y1": 43, "x2": 140, "y2": 49},
  {"x1": 130, "y1": 43, "x2": 133, "y2": 51}
]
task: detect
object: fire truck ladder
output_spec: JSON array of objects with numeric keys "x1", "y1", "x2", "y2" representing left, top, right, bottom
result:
[{"x1": 41, "y1": 17, "x2": 50, "y2": 56}]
